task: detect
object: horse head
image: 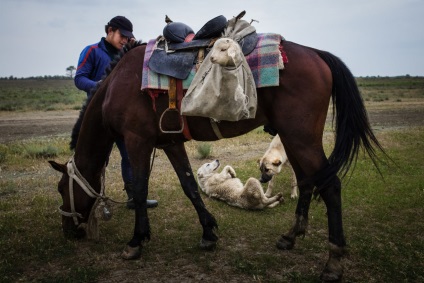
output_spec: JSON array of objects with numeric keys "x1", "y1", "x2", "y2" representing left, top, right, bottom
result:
[{"x1": 48, "y1": 159, "x2": 99, "y2": 239}]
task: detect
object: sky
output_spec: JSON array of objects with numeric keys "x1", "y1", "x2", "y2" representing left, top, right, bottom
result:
[{"x1": 1, "y1": 0, "x2": 423, "y2": 78}]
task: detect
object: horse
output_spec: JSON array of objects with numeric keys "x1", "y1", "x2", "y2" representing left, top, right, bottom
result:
[{"x1": 49, "y1": 37, "x2": 384, "y2": 281}]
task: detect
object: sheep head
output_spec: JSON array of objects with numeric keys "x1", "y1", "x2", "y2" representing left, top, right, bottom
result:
[{"x1": 210, "y1": 38, "x2": 243, "y2": 67}]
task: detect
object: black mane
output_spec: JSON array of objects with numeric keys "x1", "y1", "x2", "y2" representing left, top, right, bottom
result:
[{"x1": 70, "y1": 41, "x2": 145, "y2": 150}]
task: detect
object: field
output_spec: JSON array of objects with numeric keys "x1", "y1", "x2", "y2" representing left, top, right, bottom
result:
[{"x1": 0, "y1": 77, "x2": 423, "y2": 282}]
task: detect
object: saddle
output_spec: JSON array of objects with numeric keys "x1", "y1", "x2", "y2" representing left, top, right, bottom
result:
[{"x1": 148, "y1": 13, "x2": 258, "y2": 80}]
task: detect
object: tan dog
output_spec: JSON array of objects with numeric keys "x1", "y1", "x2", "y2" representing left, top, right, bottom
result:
[
  {"x1": 259, "y1": 134, "x2": 298, "y2": 199},
  {"x1": 197, "y1": 160, "x2": 283, "y2": 210}
]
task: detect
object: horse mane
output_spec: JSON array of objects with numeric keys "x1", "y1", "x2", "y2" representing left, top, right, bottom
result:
[{"x1": 70, "y1": 41, "x2": 145, "y2": 150}]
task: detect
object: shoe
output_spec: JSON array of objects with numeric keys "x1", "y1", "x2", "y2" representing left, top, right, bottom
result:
[
  {"x1": 126, "y1": 199, "x2": 158, "y2": 209},
  {"x1": 146, "y1": 199, "x2": 159, "y2": 208},
  {"x1": 124, "y1": 184, "x2": 158, "y2": 209}
]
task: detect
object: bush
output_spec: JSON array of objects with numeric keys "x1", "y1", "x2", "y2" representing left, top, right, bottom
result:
[
  {"x1": 197, "y1": 143, "x2": 212, "y2": 159},
  {"x1": 25, "y1": 144, "x2": 59, "y2": 158}
]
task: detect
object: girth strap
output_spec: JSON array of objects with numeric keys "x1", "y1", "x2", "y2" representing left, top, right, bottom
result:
[{"x1": 210, "y1": 119, "x2": 224, "y2": 139}]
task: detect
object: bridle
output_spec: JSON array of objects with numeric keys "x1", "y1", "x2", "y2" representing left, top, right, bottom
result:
[
  {"x1": 59, "y1": 150, "x2": 157, "y2": 227},
  {"x1": 59, "y1": 156, "x2": 114, "y2": 226}
]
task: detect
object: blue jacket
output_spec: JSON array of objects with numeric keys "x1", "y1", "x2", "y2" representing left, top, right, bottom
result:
[{"x1": 74, "y1": 37, "x2": 117, "y2": 97}]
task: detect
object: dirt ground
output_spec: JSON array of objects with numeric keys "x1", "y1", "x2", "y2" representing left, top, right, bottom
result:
[
  {"x1": 0, "y1": 104, "x2": 423, "y2": 143},
  {"x1": 0, "y1": 110, "x2": 79, "y2": 143}
]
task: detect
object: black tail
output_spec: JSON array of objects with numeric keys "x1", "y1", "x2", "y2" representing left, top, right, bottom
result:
[{"x1": 315, "y1": 50, "x2": 386, "y2": 180}]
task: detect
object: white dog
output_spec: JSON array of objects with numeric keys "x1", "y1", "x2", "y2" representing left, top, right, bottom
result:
[
  {"x1": 197, "y1": 160, "x2": 283, "y2": 210},
  {"x1": 259, "y1": 134, "x2": 298, "y2": 199}
]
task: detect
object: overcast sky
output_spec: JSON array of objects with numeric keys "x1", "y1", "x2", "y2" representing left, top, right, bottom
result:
[{"x1": 1, "y1": 0, "x2": 423, "y2": 78}]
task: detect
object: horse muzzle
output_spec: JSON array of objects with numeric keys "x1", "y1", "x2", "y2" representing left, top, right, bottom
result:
[{"x1": 62, "y1": 217, "x2": 87, "y2": 239}]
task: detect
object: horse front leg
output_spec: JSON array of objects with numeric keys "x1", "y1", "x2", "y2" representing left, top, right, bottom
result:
[
  {"x1": 318, "y1": 175, "x2": 347, "y2": 281},
  {"x1": 163, "y1": 143, "x2": 218, "y2": 250},
  {"x1": 121, "y1": 141, "x2": 154, "y2": 260}
]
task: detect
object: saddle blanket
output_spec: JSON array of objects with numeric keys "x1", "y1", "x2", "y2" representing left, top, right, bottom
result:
[{"x1": 141, "y1": 33, "x2": 288, "y2": 91}]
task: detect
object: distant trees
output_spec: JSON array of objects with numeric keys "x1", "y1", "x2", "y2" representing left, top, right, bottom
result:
[
  {"x1": 66, "y1": 66, "x2": 76, "y2": 78},
  {"x1": 0, "y1": 76, "x2": 72, "y2": 80}
]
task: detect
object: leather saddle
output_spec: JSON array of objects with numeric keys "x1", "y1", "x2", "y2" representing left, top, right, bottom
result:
[{"x1": 148, "y1": 14, "x2": 258, "y2": 80}]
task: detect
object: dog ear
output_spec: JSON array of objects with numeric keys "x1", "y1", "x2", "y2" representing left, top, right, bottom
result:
[{"x1": 272, "y1": 159, "x2": 282, "y2": 166}]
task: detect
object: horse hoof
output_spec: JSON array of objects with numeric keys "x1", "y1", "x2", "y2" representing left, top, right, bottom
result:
[
  {"x1": 276, "y1": 236, "x2": 295, "y2": 250},
  {"x1": 121, "y1": 245, "x2": 141, "y2": 260},
  {"x1": 199, "y1": 238, "x2": 217, "y2": 251}
]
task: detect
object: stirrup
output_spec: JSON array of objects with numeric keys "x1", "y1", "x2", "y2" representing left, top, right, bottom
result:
[{"x1": 159, "y1": 108, "x2": 184, "y2": 133}]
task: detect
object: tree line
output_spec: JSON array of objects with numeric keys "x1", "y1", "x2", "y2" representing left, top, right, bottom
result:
[{"x1": 1, "y1": 65, "x2": 77, "y2": 80}]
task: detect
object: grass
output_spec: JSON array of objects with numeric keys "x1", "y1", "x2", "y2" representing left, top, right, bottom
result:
[
  {"x1": 0, "y1": 128, "x2": 423, "y2": 282},
  {"x1": 0, "y1": 77, "x2": 423, "y2": 282},
  {"x1": 356, "y1": 76, "x2": 424, "y2": 102},
  {"x1": 0, "y1": 79, "x2": 85, "y2": 111}
]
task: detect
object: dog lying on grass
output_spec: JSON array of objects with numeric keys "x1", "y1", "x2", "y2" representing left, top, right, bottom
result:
[
  {"x1": 259, "y1": 134, "x2": 298, "y2": 199},
  {"x1": 197, "y1": 160, "x2": 283, "y2": 210}
]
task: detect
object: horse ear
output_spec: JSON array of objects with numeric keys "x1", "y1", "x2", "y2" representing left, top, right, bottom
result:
[{"x1": 48, "y1": 160, "x2": 67, "y2": 174}]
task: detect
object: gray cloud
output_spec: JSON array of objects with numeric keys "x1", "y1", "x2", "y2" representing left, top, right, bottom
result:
[{"x1": 0, "y1": 0, "x2": 423, "y2": 77}]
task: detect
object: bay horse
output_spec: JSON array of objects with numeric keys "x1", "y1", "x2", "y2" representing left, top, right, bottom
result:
[{"x1": 49, "y1": 38, "x2": 383, "y2": 281}]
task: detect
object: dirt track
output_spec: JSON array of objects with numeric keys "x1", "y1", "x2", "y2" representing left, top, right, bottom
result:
[
  {"x1": 0, "y1": 105, "x2": 423, "y2": 143},
  {"x1": 0, "y1": 110, "x2": 79, "y2": 143}
]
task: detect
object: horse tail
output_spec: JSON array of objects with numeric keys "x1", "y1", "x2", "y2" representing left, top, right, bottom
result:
[
  {"x1": 69, "y1": 41, "x2": 145, "y2": 150},
  {"x1": 315, "y1": 49, "x2": 386, "y2": 181}
]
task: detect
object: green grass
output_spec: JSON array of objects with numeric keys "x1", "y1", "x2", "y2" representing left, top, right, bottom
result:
[
  {"x1": 357, "y1": 76, "x2": 424, "y2": 102},
  {"x1": 0, "y1": 77, "x2": 423, "y2": 282},
  {"x1": 0, "y1": 127, "x2": 423, "y2": 282},
  {"x1": 0, "y1": 79, "x2": 85, "y2": 111}
]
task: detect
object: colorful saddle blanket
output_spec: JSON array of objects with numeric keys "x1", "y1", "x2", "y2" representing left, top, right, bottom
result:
[{"x1": 141, "y1": 33, "x2": 288, "y2": 91}]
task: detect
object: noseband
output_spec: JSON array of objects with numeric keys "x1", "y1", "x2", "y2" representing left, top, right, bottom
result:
[{"x1": 59, "y1": 156, "x2": 112, "y2": 226}]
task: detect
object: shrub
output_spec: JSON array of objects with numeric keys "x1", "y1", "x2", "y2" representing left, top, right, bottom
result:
[
  {"x1": 197, "y1": 143, "x2": 212, "y2": 159},
  {"x1": 25, "y1": 144, "x2": 59, "y2": 158}
]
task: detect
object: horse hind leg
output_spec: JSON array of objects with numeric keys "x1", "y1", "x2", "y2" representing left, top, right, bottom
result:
[
  {"x1": 276, "y1": 181, "x2": 312, "y2": 250},
  {"x1": 163, "y1": 143, "x2": 218, "y2": 250},
  {"x1": 318, "y1": 175, "x2": 347, "y2": 281}
]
